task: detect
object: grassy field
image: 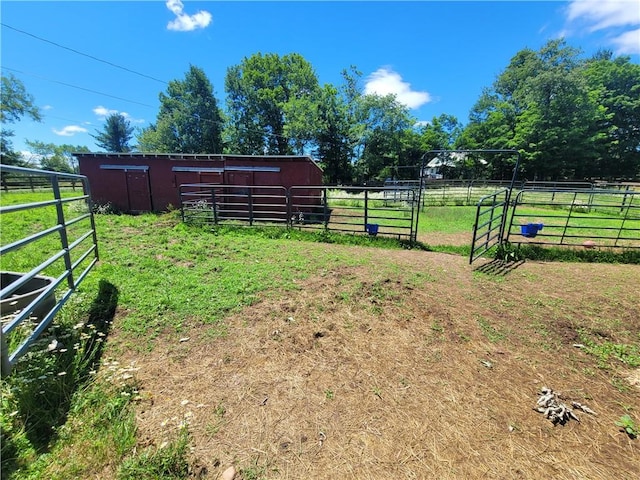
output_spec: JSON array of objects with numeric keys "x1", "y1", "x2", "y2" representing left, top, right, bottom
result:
[{"x1": 2, "y1": 191, "x2": 640, "y2": 479}]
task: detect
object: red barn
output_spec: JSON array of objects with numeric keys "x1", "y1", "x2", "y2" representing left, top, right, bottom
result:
[{"x1": 75, "y1": 153, "x2": 323, "y2": 213}]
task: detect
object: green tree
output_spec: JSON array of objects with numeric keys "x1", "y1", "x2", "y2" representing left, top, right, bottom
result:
[
  {"x1": 224, "y1": 52, "x2": 320, "y2": 155},
  {"x1": 1, "y1": 74, "x2": 42, "y2": 166},
  {"x1": 24, "y1": 140, "x2": 89, "y2": 173},
  {"x1": 353, "y1": 93, "x2": 415, "y2": 183},
  {"x1": 138, "y1": 65, "x2": 224, "y2": 153},
  {"x1": 583, "y1": 53, "x2": 640, "y2": 179},
  {"x1": 314, "y1": 84, "x2": 353, "y2": 184},
  {"x1": 313, "y1": 65, "x2": 421, "y2": 184},
  {"x1": 92, "y1": 113, "x2": 134, "y2": 152},
  {"x1": 461, "y1": 39, "x2": 600, "y2": 180},
  {"x1": 312, "y1": 67, "x2": 366, "y2": 184},
  {"x1": 419, "y1": 114, "x2": 462, "y2": 151}
]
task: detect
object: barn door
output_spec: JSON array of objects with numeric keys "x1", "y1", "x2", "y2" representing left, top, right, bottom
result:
[{"x1": 126, "y1": 170, "x2": 152, "y2": 212}]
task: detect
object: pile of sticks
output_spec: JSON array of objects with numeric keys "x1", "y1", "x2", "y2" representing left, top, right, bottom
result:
[{"x1": 534, "y1": 387, "x2": 596, "y2": 425}]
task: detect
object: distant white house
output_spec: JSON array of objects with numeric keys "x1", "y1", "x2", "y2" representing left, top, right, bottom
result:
[{"x1": 422, "y1": 152, "x2": 486, "y2": 179}]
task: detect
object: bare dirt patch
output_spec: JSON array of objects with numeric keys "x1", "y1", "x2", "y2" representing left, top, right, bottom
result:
[{"x1": 114, "y1": 249, "x2": 640, "y2": 479}]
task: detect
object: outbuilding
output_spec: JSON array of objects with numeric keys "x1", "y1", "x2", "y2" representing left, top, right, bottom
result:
[{"x1": 75, "y1": 152, "x2": 323, "y2": 213}]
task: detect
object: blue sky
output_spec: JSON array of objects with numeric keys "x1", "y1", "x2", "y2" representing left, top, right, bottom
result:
[{"x1": 2, "y1": 1, "x2": 639, "y2": 156}]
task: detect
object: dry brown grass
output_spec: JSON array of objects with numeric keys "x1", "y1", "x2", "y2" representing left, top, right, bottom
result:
[{"x1": 112, "y1": 248, "x2": 640, "y2": 479}]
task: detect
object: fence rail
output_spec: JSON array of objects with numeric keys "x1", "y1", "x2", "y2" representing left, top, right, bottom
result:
[
  {"x1": 381, "y1": 179, "x2": 639, "y2": 208},
  {"x1": 1, "y1": 175, "x2": 80, "y2": 192},
  {"x1": 506, "y1": 188, "x2": 640, "y2": 249},
  {"x1": 0, "y1": 165, "x2": 99, "y2": 375},
  {"x1": 179, "y1": 184, "x2": 418, "y2": 241},
  {"x1": 470, "y1": 189, "x2": 510, "y2": 264}
]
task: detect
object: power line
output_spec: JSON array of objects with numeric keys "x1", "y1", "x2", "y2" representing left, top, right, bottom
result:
[
  {"x1": 1, "y1": 66, "x2": 156, "y2": 109},
  {"x1": 1, "y1": 23, "x2": 168, "y2": 85},
  {"x1": 2, "y1": 73, "x2": 302, "y2": 148},
  {"x1": 1, "y1": 24, "x2": 344, "y2": 152},
  {"x1": 3, "y1": 66, "x2": 290, "y2": 143}
]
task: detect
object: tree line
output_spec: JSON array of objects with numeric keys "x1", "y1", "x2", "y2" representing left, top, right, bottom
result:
[{"x1": 2, "y1": 39, "x2": 639, "y2": 183}]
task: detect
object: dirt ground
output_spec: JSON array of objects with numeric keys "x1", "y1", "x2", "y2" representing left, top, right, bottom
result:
[{"x1": 111, "y1": 247, "x2": 640, "y2": 479}]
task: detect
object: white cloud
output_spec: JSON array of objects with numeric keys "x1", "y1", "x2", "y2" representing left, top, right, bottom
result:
[
  {"x1": 567, "y1": 0, "x2": 640, "y2": 31},
  {"x1": 52, "y1": 125, "x2": 88, "y2": 137},
  {"x1": 93, "y1": 106, "x2": 145, "y2": 124},
  {"x1": 166, "y1": 0, "x2": 212, "y2": 32},
  {"x1": 20, "y1": 150, "x2": 40, "y2": 162},
  {"x1": 565, "y1": 0, "x2": 640, "y2": 55},
  {"x1": 120, "y1": 111, "x2": 146, "y2": 124},
  {"x1": 610, "y1": 27, "x2": 640, "y2": 55},
  {"x1": 364, "y1": 68, "x2": 431, "y2": 109},
  {"x1": 42, "y1": 105, "x2": 53, "y2": 111},
  {"x1": 93, "y1": 105, "x2": 119, "y2": 117}
]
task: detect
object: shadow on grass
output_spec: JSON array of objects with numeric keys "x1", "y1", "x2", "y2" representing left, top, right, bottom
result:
[
  {"x1": 1, "y1": 280, "x2": 118, "y2": 474},
  {"x1": 473, "y1": 258, "x2": 526, "y2": 276}
]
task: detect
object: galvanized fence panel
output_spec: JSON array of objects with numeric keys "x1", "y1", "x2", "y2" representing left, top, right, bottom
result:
[
  {"x1": 469, "y1": 189, "x2": 510, "y2": 264},
  {"x1": 179, "y1": 184, "x2": 289, "y2": 226},
  {"x1": 1, "y1": 165, "x2": 99, "y2": 375},
  {"x1": 421, "y1": 179, "x2": 516, "y2": 207},
  {"x1": 413, "y1": 179, "x2": 637, "y2": 209},
  {"x1": 506, "y1": 188, "x2": 640, "y2": 248},
  {"x1": 290, "y1": 186, "x2": 417, "y2": 241},
  {"x1": 179, "y1": 184, "x2": 418, "y2": 241}
]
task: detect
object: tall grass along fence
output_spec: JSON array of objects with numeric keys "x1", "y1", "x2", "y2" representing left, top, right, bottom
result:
[
  {"x1": 179, "y1": 184, "x2": 419, "y2": 242},
  {"x1": 0, "y1": 165, "x2": 99, "y2": 375}
]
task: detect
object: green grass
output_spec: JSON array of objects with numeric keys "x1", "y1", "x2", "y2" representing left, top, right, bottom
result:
[
  {"x1": 1, "y1": 279, "x2": 128, "y2": 479},
  {"x1": 117, "y1": 428, "x2": 190, "y2": 480},
  {"x1": 417, "y1": 206, "x2": 477, "y2": 234},
  {"x1": 496, "y1": 242, "x2": 640, "y2": 264},
  {"x1": 1, "y1": 189, "x2": 638, "y2": 478},
  {"x1": 476, "y1": 316, "x2": 507, "y2": 343},
  {"x1": 1, "y1": 204, "x2": 399, "y2": 479},
  {"x1": 577, "y1": 329, "x2": 640, "y2": 369},
  {"x1": 616, "y1": 414, "x2": 639, "y2": 439}
]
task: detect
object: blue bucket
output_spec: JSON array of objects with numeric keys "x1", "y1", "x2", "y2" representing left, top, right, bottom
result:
[
  {"x1": 520, "y1": 223, "x2": 543, "y2": 238},
  {"x1": 366, "y1": 223, "x2": 379, "y2": 236}
]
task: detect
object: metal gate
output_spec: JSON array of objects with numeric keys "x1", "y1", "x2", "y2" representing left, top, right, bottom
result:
[
  {"x1": 470, "y1": 188, "x2": 510, "y2": 264},
  {"x1": 1, "y1": 165, "x2": 99, "y2": 375},
  {"x1": 506, "y1": 186, "x2": 639, "y2": 248},
  {"x1": 421, "y1": 149, "x2": 521, "y2": 264}
]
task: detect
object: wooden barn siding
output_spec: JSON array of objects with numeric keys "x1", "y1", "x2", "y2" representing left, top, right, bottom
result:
[{"x1": 77, "y1": 154, "x2": 323, "y2": 213}]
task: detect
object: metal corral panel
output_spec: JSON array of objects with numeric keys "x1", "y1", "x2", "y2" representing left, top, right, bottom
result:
[{"x1": 76, "y1": 153, "x2": 323, "y2": 213}]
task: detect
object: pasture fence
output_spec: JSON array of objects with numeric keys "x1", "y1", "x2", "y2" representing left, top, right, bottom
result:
[
  {"x1": 2, "y1": 173, "x2": 80, "y2": 192},
  {"x1": 469, "y1": 181, "x2": 639, "y2": 262}
]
